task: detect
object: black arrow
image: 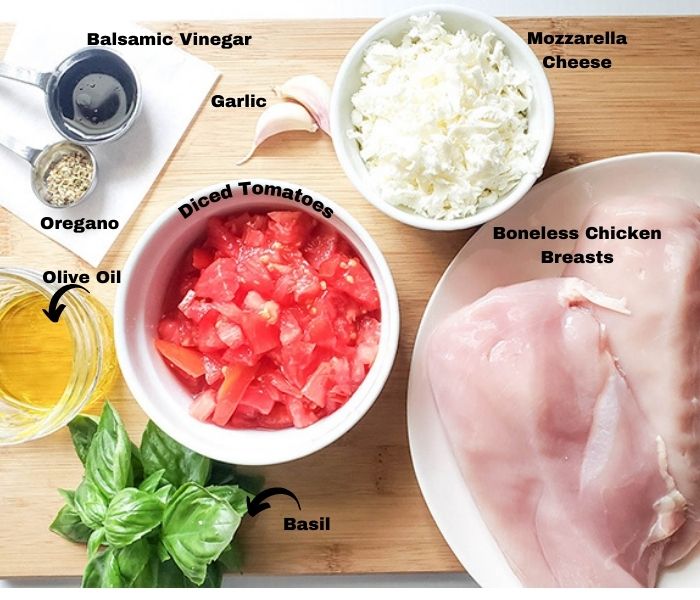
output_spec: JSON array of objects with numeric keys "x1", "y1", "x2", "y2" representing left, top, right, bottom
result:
[
  {"x1": 246, "y1": 487, "x2": 301, "y2": 517},
  {"x1": 43, "y1": 284, "x2": 90, "y2": 322}
]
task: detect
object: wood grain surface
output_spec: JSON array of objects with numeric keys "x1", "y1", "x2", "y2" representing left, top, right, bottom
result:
[{"x1": 1, "y1": 17, "x2": 699, "y2": 578}]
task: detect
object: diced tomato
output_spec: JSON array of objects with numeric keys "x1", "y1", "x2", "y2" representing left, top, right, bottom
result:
[
  {"x1": 158, "y1": 314, "x2": 197, "y2": 347},
  {"x1": 207, "y1": 217, "x2": 239, "y2": 257},
  {"x1": 302, "y1": 362, "x2": 332, "y2": 408},
  {"x1": 333, "y1": 316, "x2": 356, "y2": 347},
  {"x1": 215, "y1": 317, "x2": 244, "y2": 348},
  {"x1": 212, "y1": 364, "x2": 258, "y2": 426},
  {"x1": 172, "y1": 367, "x2": 205, "y2": 395},
  {"x1": 329, "y1": 356, "x2": 353, "y2": 397},
  {"x1": 255, "y1": 403, "x2": 294, "y2": 430},
  {"x1": 279, "y1": 310, "x2": 302, "y2": 345},
  {"x1": 155, "y1": 339, "x2": 205, "y2": 378},
  {"x1": 190, "y1": 390, "x2": 216, "y2": 422},
  {"x1": 303, "y1": 225, "x2": 339, "y2": 270},
  {"x1": 267, "y1": 211, "x2": 316, "y2": 247},
  {"x1": 192, "y1": 247, "x2": 214, "y2": 270},
  {"x1": 196, "y1": 311, "x2": 228, "y2": 353},
  {"x1": 195, "y1": 258, "x2": 239, "y2": 302},
  {"x1": 248, "y1": 214, "x2": 268, "y2": 230},
  {"x1": 178, "y1": 290, "x2": 214, "y2": 323},
  {"x1": 237, "y1": 255, "x2": 275, "y2": 297},
  {"x1": 240, "y1": 310, "x2": 280, "y2": 355},
  {"x1": 177, "y1": 273, "x2": 199, "y2": 299},
  {"x1": 278, "y1": 340, "x2": 317, "y2": 389},
  {"x1": 318, "y1": 254, "x2": 343, "y2": 279},
  {"x1": 356, "y1": 317, "x2": 380, "y2": 365},
  {"x1": 203, "y1": 355, "x2": 224, "y2": 385},
  {"x1": 242, "y1": 290, "x2": 264, "y2": 311},
  {"x1": 350, "y1": 356, "x2": 367, "y2": 385},
  {"x1": 260, "y1": 369, "x2": 303, "y2": 398},
  {"x1": 306, "y1": 313, "x2": 336, "y2": 348},
  {"x1": 288, "y1": 398, "x2": 320, "y2": 428},
  {"x1": 157, "y1": 211, "x2": 381, "y2": 431},
  {"x1": 211, "y1": 301, "x2": 243, "y2": 323},
  {"x1": 238, "y1": 383, "x2": 275, "y2": 415},
  {"x1": 331, "y1": 259, "x2": 380, "y2": 310},
  {"x1": 222, "y1": 344, "x2": 257, "y2": 367},
  {"x1": 257, "y1": 373, "x2": 282, "y2": 404},
  {"x1": 243, "y1": 227, "x2": 266, "y2": 247}
]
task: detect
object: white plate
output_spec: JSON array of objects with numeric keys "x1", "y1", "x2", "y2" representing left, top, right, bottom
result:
[{"x1": 407, "y1": 152, "x2": 700, "y2": 588}]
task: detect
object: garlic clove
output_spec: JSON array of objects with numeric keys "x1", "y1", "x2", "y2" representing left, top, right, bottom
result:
[
  {"x1": 273, "y1": 74, "x2": 331, "y2": 136},
  {"x1": 236, "y1": 101, "x2": 318, "y2": 165}
]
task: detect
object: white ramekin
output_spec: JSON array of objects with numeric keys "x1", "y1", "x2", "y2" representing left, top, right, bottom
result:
[
  {"x1": 114, "y1": 180, "x2": 400, "y2": 465},
  {"x1": 331, "y1": 4, "x2": 555, "y2": 231}
]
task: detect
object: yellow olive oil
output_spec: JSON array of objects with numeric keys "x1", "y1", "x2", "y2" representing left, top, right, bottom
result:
[{"x1": 0, "y1": 293, "x2": 75, "y2": 410}]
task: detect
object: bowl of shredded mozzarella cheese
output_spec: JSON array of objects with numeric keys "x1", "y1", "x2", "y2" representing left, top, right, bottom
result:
[{"x1": 331, "y1": 6, "x2": 554, "y2": 230}]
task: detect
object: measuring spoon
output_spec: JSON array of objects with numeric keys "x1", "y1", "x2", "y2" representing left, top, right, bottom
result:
[
  {"x1": 0, "y1": 135, "x2": 97, "y2": 208},
  {"x1": 0, "y1": 48, "x2": 141, "y2": 145}
]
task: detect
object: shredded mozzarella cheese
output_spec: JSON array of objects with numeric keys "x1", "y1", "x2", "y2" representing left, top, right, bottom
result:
[{"x1": 349, "y1": 13, "x2": 537, "y2": 220}]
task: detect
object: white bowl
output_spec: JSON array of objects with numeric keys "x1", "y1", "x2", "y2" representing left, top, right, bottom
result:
[
  {"x1": 331, "y1": 4, "x2": 555, "y2": 231},
  {"x1": 114, "y1": 180, "x2": 400, "y2": 465}
]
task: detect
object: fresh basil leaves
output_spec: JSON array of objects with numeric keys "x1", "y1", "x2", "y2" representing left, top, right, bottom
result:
[
  {"x1": 51, "y1": 402, "x2": 255, "y2": 588},
  {"x1": 141, "y1": 421, "x2": 211, "y2": 487}
]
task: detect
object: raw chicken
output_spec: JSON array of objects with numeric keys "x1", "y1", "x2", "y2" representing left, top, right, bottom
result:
[
  {"x1": 428, "y1": 278, "x2": 685, "y2": 587},
  {"x1": 565, "y1": 196, "x2": 700, "y2": 565}
]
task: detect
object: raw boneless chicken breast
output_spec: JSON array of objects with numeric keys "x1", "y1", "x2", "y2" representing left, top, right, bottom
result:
[
  {"x1": 564, "y1": 196, "x2": 700, "y2": 565},
  {"x1": 428, "y1": 196, "x2": 700, "y2": 586},
  {"x1": 428, "y1": 277, "x2": 686, "y2": 587}
]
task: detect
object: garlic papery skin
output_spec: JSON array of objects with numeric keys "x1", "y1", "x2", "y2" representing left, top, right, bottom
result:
[
  {"x1": 274, "y1": 74, "x2": 331, "y2": 136},
  {"x1": 237, "y1": 101, "x2": 319, "y2": 165}
]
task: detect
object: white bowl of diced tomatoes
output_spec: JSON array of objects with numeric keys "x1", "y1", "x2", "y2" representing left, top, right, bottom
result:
[{"x1": 114, "y1": 180, "x2": 400, "y2": 465}]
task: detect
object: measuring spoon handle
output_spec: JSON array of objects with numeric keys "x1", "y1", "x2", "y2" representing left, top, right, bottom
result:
[
  {"x1": 0, "y1": 63, "x2": 51, "y2": 89},
  {"x1": 0, "y1": 134, "x2": 40, "y2": 165}
]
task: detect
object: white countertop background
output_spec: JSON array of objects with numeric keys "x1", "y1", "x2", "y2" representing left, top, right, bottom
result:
[{"x1": 1, "y1": 0, "x2": 698, "y2": 588}]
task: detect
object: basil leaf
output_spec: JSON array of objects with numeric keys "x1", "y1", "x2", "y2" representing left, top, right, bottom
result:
[
  {"x1": 139, "y1": 469, "x2": 165, "y2": 493},
  {"x1": 74, "y1": 478, "x2": 108, "y2": 529},
  {"x1": 207, "y1": 485, "x2": 252, "y2": 516},
  {"x1": 155, "y1": 483, "x2": 174, "y2": 504},
  {"x1": 208, "y1": 462, "x2": 264, "y2": 495},
  {"x1": 208, "y1": 461, "x2": 238, "y2": 485},
  {"x1": 157, "y1": 539, "x2": 171, "y2": 562},
  {"x1": 68, "y1": 415, "x2": 98, "y2": 465},
  {"x1": 82, "y1": 548, "x2": 123, "y2": 588},
  {"x1": 87, "y1": 528, "x2": 105, "y2": 560},
  {"x1": 234, "y1": 472, "x2": 265, "y2": 496},
  {"x1": 131, "y1": 554, "x2": 160, "y2": 588},
  {"x1": 155, "y1": 559, "x2": 190, "y2": 587},
  {"x1": 131, "y1": 443, "x2": 144, "y2": 485},
  {"x1": 217, "y1": 540, "x2": 244, "y2": 573},
  {"x1": 115, "y1": 539, "x2": 152, "y2": 587},
  {"x1": 161, "y1": 483, "x2": 239, "y2": 586},
  {"x1": 104, "y1": 488, "x2": 164, "y2": 548},
  {"x1": 140, "y1": 422, "x2": 211, "y2": 487},
  {"x1": 197, "y1": 562, "x2": 222, "y2": 588},
  {"x1": 58, "y1": 488, "x2": 76, "y2": 510},
  {"x1": 50, "y1": 504, "x2": 92, "y2": 543},
  {"x1": 86, "y1": 402, "x2": 133, "y2": 499},
  {"x1": 154, "y1": 560, "x2": 221, "y2": 588}
]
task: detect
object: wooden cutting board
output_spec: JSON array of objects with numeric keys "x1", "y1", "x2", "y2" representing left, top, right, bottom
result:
[{"x1": 1, "y1": 17, "x2": 699, "y2": 578}]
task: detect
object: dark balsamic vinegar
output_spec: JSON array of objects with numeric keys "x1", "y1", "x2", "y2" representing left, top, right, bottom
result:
[
  {"x1": 55, "y1": 52, "x2": 138, "y2": 138},
  {"x1": 71, "y1": 73, "x2": 128, "y2": 134}
]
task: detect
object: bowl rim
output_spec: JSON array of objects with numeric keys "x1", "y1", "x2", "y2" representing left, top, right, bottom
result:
[
  {"x1": 114, "y1": 179, "x2": 400, "y2": 465},
  {"x1": 330, "y1": 3, "x2": 555, "y2": 231}
]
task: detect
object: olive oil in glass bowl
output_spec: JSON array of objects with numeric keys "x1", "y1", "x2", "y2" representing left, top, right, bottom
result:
[{"x1": 0, "y1": 268, "x2": 117, "y2": 445}]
